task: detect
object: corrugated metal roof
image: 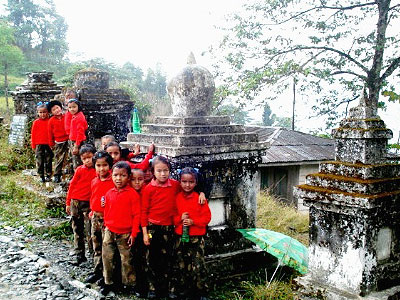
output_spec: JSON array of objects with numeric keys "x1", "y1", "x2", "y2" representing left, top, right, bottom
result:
[{"x1": 245, "y1": 126, "x2": 335, "y2": 164}]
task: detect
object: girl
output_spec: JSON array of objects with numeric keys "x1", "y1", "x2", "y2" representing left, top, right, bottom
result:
[
  {"x1": 173, "y1": 167, "x2": 211, "y2": 300},
  {"x1": 67, "y1": 99, "x2": 88, "y2": 170},
  {"x1": 141, "y1": 156, "x2": 206, "y2": 298},
  {"x1": 101, "y1": 161, "x2": 141, "y2": 296},
  {"x1": 85, "y1": 151, "x2": 114, "y2": 284},
  {"x1": 105, "y1": 142, "x2": 155, "y2": 171}
]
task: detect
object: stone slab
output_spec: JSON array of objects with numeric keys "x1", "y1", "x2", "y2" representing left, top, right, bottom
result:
[
  {"x1": 8, "y1": 114, "x2": 28, "y2": 146},
  {"x1": 154, "y1": 115, "x2": 231, "y2": 125},
  {"x1": 141, "y1": 123, "x2": 246, "y2": 135},
  {"x1": 319, "y1": 161, "x2": 400, "y2": 179}
]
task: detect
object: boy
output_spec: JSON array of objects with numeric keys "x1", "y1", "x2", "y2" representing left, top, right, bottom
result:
[
  {"x1": 31, "y1": 102, "x2": 53, "y2": 183},
  {"x1": 101, "y1": 135, "x2": 116, "y2": 150},
  {"x1": 47, "y1": 100, "x2": 69, "y2": 183},
  {"x1": 66, "y1": 144, "x2": 97, "y2": 265}
]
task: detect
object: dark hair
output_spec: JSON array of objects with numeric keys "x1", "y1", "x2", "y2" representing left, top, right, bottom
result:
[
  {"x1": 101, "y1": 135, "x2": 116, "y2": 142},
  {"x1": 47, "y1": 100, "x2": 62, "y2": 113},
  {"x1": 67, "y1": 98, "x2": 82, "y2": 112},
  {"x1": 180, "y1": 167, "x2": 198, "y2": 183},
  {"x1": 93, "y1": 151, "x2": 113, "y2": 168},
  {"x1": 105, "y1": 141, "x2": 121, "y2": 152},
  {"x1": 113, "y1": 161, "x2": 131, "y2": 176},
  {"x1": 151, "y1": 155, "x2": 171, "y2": 172},
  {"x1": 79, "y1": 144, "x2": 96, "y2": 156}
]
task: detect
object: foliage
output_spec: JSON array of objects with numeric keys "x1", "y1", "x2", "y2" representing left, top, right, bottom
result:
[
  {"x1": 274, "y1": 117, "x2": 292, "y2": 129},
  {"x1": 208, "y1": 0, "x2": 400, "y2": 128},
  {"x1": 0, "y1": 75, "x2": 24, "y2": 97},
  {"x1": 256, "y1": 191, "x2": 309, "y2": 245},
  {"x1": 262, "y1": 102, "x2": 276, "y2": 126},
  {"x1": 214, "y1": 103, "x2": 253, "y2": 124}
]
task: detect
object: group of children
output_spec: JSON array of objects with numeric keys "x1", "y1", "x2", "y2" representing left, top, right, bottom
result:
[{"x1": 31, "y1": 95, "x2": 212, "y2": 300}]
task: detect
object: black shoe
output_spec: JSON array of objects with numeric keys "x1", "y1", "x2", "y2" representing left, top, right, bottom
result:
[
  {"x1": 84, "y1": 273, "x2": 101, "y2": 284},
  {"x1": 100, "y1": 284, "x2": 114, "y2": 296},
  {"x1": 148, "y1": 291, "x2": 157, "y2": 299},
  {"x1": 96, "y1": 277, "x2": 105, "y2": 287},
  {"x1": 72, "y1": 255, "x2": 87, "y2": 266},
  {"x1": 45, "y1": 176, "x2": 51, "y2": 182},
  {"x1": 53, "y1": 175, "x2": 61, "y2": 183},
  {"x1": 40, "y1": 176, "x2": 46, "y2": 183}
]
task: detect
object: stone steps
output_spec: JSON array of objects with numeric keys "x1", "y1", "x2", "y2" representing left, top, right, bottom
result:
[
  {"x1": 154, "y1": 115, "x2": 231, "y2": 126},
  {"x1": 141, "y1": 123, "x2": 245, "y2": 135},
  {"x1": 306, "y1": 173, "x2": 400, "y2": 195},
  {"x1": 319, "y1": 161, "x2": 400, "y2": 179}
]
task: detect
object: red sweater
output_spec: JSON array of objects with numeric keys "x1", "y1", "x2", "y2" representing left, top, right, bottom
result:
[
  {"x1": 90, "y1": 173, "x2": 114, "y2": 213},
  {"x1": 64, "y1": 111, "x2": 72, "y2": 135},
  {"x1": 66, "y1": 165, "x2": 97, "y2": 206},
  {"x1": 48, "y1": 114, "x2": 68, "y2": 147},
  {"x1": 104, "y1": 185, "x2": 141, "y2": 237},
  {"x1": 141, "y1": 178, "x2": 180, "y2": 227},
  {"x1": 174, "y1": 191, "x2": 211, "y2": 236},
  {"x1": 126, "y1": 150, "x2": 153, "y2": 171},
  {"x1": 69, "y1": 111, "x2": 88, "y2": 146},
  {"x1": 31, "y1": 118, "x2": 50, "y2": 149}
]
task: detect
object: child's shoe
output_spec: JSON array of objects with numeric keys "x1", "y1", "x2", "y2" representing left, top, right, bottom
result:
[
  {"x1": 40, "y1": 176, "x2": 46, "y2": 183},
  {"x1": 45, "y1": 176, "x2": 51, "y2": 182},
  {"x1": 72, "y1": 255, "x2": 87, "y2": 266},
  {"x1": 53, "y1": 175, "x2": 62, "y2": 183},
  {"x1": 100, "y1": 284, "x2": 114, "y2": 296},
  {"x1": 84, "y1": 273, "x2": 101, "y2": 284},
  {"x1": 147, "y1": 291, "x2": 157, "y2": 299}
]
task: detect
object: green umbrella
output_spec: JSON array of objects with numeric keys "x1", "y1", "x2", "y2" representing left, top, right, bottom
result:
[{"x1": 237, "y1": 228, "x2": 308, "y2": 275}]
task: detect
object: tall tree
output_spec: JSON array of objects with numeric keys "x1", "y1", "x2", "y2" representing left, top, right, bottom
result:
[
  {"x1": 208, "y1": 0, "x2": 400, "y2": 128},
  {"x1": 0, "y1": 21, "x2": 24, "y2": 114},
  {"x1": 262, "y1": 102, "x2": 276, "y2": 126}
]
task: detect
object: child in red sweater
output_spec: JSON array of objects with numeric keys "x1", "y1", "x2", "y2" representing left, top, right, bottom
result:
[
  {"x1": 173, "y1": 167, "x2": 211, "y2": 300},
  {"x1": 66, "y1": 99, "x2": 88, "y2": 170},
  {"x1": 101, "y1": 161, "x2": 141, "y2": 296},
  {"x1": 47, "y1": 100, "x2": 69, "y2": 183},
  {"x1": 66, "y1": 144, "x2": 97, "y2": 265},
  {"x1": 84, "y1": 151, "x2": 114, "y2": 285},
  {"x1": 105, "y1": 142, "x2": 155, "y2": 170},
  {"x1": 141, "y1": 156, "x2": 206, "y2": 299},
  {"x1": 31, "y1": 102, "x2": 53, "y2": 183}
]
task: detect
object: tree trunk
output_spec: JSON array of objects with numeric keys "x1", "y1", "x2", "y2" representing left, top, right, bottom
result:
[
  {"x1": 4, "y1": 63, "x2": 9, "y2": 115},
  {"x1": 292, "y1": 78, "x2": 296, "y2": 131}
]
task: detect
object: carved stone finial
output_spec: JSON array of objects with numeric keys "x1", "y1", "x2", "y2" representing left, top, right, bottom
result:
[{"x1": 187, "y1": 52, "x2": 197, "y2": 65}]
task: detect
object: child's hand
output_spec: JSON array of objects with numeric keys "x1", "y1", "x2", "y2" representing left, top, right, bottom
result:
[
  {"x1": 66, "y1": 205, "x2": 71, "y2": 215},
  {"x1": 183, "y1": 218, "x2": 193, "y2": 226},
  {"x1": 128, "y1": 236, "x2": 135, "y2": 247},
  {"x1": 133, "y1": 144, "x2": 140, "y2": 156},
  {"x1": 148, "y1": 143, "x2": 155, "y2": 153},
  {"x1": 72, "y1": 145, "x2": 79, "y2": 155},
  {"x1": 143, "y1": 233, "x2": 150, "y2": 246},
  {"x1": 181, "y1": 212, "x2": 189, "y2": 220},
  {"x1": 198, "y1": 192, "x2": 206, "y2": 205}
]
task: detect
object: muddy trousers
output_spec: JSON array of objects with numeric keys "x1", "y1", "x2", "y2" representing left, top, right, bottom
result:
[
  {"x1": 53, "y1": 141, "x2": 69, "y2": 177},
  {"x1": 35, "y1": 144, "x2": 53, "y2": 177},
  {"x1": 70, "y1": 199, "x2": 91, "y2": 258},
  {"x1": 102, "y1": 228, "x2": 136, "y2": 286},
  {"x1": 132, "y1": 230, "x2": 149, "y2": 295},
  {"x1": 91, "y1": 212, "x2": 104, "y2": 276},
  {"x1": 147, "y1": 224, "x2": 175, "y2": 297},
  {"x1": 171, "y1": 236, "x2": 208, "y2": 298}
]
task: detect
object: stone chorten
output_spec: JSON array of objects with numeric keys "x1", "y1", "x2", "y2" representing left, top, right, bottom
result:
[
  {"x1": 121, "y1": 55, "x2": 269, "y2": 279},
  {"x1": 74, "y1": 68, "x2": 134, "y2": 143},
  {"x1": 295, "y1": 97, "x2": 400, "y2": 298}
]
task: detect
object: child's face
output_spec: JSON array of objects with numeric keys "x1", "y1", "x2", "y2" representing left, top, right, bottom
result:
[
  {"x1": 95, "y1": 157, "x2": 110, "y2": 179},
  {"x1": 112, "y1": 167, "x2": 130, "y2": 189},
  {"x1": 51, "y1": 105, "x2": 62, "y2": 116},
  {"x1": 67, "y1": 102, "x2": 79, "y2": 115},
  {"x1": 144, "y1": 168, "x2": 153, "y2": 182},
  {"x1": 101, "y1": 138, "x2": 113, "y2": 150},
  {"x1": 81, "y1": 152, "x2": 94, "y2": 168},
  {"x1": 153, "y1": 162, "x2": 170, "y2": 184},
  {"x1": 131, "y1": 170, "x2": 145, "y2": 191},
  {"x1": 106, "y1": 145, "x2": 121, "y2": 163},
  {"x1": 37, "y1": 107, "x2": 48, "y2": 119},
  {"x1": 181, "y1": 173, "x2": 197, "y2": 194}
]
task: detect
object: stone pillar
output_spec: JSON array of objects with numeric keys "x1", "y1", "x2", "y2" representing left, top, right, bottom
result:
[
  {"x1": 121, "y1": 54, "x2": 270, "y2": 280},
  {"x1": 295, "y1": 98, "x2": 400, "y2": 299}
]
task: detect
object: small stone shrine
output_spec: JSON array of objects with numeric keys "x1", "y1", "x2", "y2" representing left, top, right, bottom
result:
[
  {"x1": 74, "y1": 68, "x2": 134, "y2": 143},
  {"x1": 295, "y1": 96, "x2": 400, "y2": 299},
  {"x1": 9, "y1": 71, "x2": 63, "y2": 146},
  {"x1": 121, "y1": 54, "x2": 269, "y2": 279}
]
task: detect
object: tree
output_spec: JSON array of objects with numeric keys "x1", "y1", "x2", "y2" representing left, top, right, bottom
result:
[
  {"x1": 215, "y1": 104, "x2": 253, "y2": 125},
  {"x1": 0, "y1": 21, "x2": 24, "y2": 114},
  {"x1": 262, "y1": 102, "x2": 276, "y2": 126},
  {"x1": 208, "y1": 0, "x2": 400, "y2": 128}
]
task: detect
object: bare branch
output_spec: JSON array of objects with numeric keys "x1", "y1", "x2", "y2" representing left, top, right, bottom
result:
[
  {"x1": 331, "y1": 70, "x2": 367, "y2": 81},
  {"x1": 380, "y1": 56, "x2": 400, "y2": 81},
  {"x1": 389, "y1": 4, "x2": 400, "y2": 11}
]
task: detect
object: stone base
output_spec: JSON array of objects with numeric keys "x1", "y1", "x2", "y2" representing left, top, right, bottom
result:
[{"x1": 297, "y1": 275, "x2": 400, "y2": 300}]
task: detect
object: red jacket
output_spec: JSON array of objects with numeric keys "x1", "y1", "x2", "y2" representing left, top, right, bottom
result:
[
  {"x1": 126, "y1": 150, "x2": 153, "y2": 171},
  {"x1": 69, "y1": 111, "x2": 88, "y2": 146},
  {"x1": 174, "y1": 191, "x2": 211, "y2": 236},
  {"x1": 48, "y1": 114, "x2": 68, "y2": 147},
  {"x1": 104, "y1": 185, "x2": 141, "y2": 237},
  {"x1": 141, "y1": 178, "x2": 180, "y2": 227},
  {"x1": 90, "y1": 173, "x2": 114, "y2": 213},
  {"x1": 66, "y1": 165, "x2": 97, "y2": 206},
  {"x1": 64, "y1": 111, "x2": 72, "y2": 135},
  {"x1": 31, "y1": 118, "x2": 50, "y2": 149}
]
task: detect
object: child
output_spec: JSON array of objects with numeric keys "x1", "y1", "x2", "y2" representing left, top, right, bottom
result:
[
  {"x1": 173, "y1": 167, "x2": 211, "y2": 300},
  {"x1": 67, "y1": 99, "x2": 88, "y2": 170},
  {"x1": 100, "y1": 135, "x2": 116, "y2": 150},
  {"x1": 85, "y1": 151, "x2": 114, "y2": 284},
  {"x1": 105, "y1": 142, "x2": 155, "y2": 170},
  {"x1": 66, "y1": 144, "x2": 97, "y2": 265},
  {"x1": 101, "y1": 161, "x2": 141, "y2": 296},
  {"x1": 141, "y1": 156, "x2": 206, "y2": 298},
  {"x1": 47, "y1": 100, "x2": 69, "y2": 183},
  {"x1": 31, "y1": 102, "x2": 53, "y2": 183}
]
